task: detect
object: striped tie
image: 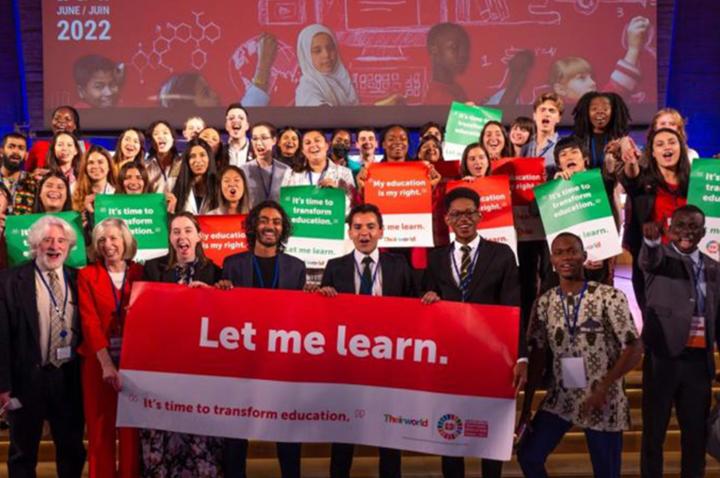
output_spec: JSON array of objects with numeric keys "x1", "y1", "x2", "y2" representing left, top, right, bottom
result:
[
  {"x1": 460, "y1": 245, "x2": 472, "y2": 286},
  {"x1": 47, "y1": 270, "x2": 67, "y2": 367}
]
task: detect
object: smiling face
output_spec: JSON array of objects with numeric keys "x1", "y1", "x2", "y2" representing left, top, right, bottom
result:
[
  {"x1": 120, "y1": 130, "x2": 141, "y2": 160},
  {"x1": 652, "y1": 131, "x2": 681, "y2": 171},
  {"x1": 654, "y1": 113, "x2": 680, "y2": 133},
  {"x1": 250, "y1": 125, "x2": 276, "y2": 160},
  {"x1": 97, "y1": 224, "x2": 125, "y2": 264},
  {"x1": 79, "y1": 70, "x2": 120, "y2": 108},
  {"x1": 669, "y1": 210, "x2": 705, "y2": 254},
  {"x1": 198, "y1": 128, "x2": 221, "y2": 154},
  {"x1": 465, "y1": 146, "x2": 490, "y2": 177},
  {"x1": 225, "y1": 108, "x2": 249, "y2": 141},
  {"x1": 589, "y1": 96, "x2": 612, "y2": 133},
  {"x1": 183, "y1": 117, "x2": 205, "y2": 141},
  {"x1": 255, "y1": 207, "x2": 283, "y2": 249},
  {"x1": 302, "y1": 130, "x2": 329, "y2": 170},
  {"x1": 349, "y1": 212, "x2": 383, "y2": 254},
  {"x1": 418, "y1": 139, "x2": 441, "y2": 163},
  {"x1": 40, "y1": 177, "x2": 68, "y2": 212},
  {"x1": 152, "y1": 123, "x2": 173, "y2": 155},
  {"x1": 557, "y1": 146, "x2": 587, "y2": 174},
  {"x1": 54, "y1": 133, "x2": 78, "y2": 166},
  {"x1": 221, "y1": 169, "x2": 245, "y2": 204},
  {"x1": 188, "y1": 145, "x2": 210, "y2": 177},
  {"x1": 445, "y1": 197, "x2": 480, "y2": 242},
  {"x1": 170, "y1": 216, "x2": 200, "y2": 264},
  {"x1": 550, "y1": 234, "x2": 586, "y2": 281},
  {"x1": 279, "y1": 130, "x2": 299, "y2": 157},
  {"x1": 509, "y1": 125, "x2": 531, "y2": 147},
  {"x1": 482, "y1": 124, "x2": 505, "y2": 158},
  {"x1": 86, "y1": 151, "x2": 110, "y2": 182},
  {"x1": 36, "y1": 224, "x2": 71, "y2": 270},
  {"x1": 356, "y1": 130, "x2": 377, "y2": 156},
  {"x1": 310, "y1": 32, "x2": 338, "y2": 74},
  {"x1": 122, "y1": 167, "x2": 145, "y2": 194},
  {"x1": 533, "y1": 100, "x2": 561, "y2": 135},
  {"x1": 51, "y1": 107, "x2": 77, "y2": 134},
  {"x1": 383, "y1": 127, "x2": 409, "y2": 162}
]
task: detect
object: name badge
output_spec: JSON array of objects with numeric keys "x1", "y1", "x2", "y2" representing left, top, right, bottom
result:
[
  {"x1": 110, "y1": 337, "x2": 123, "y2": 349},
  {"x1": 561, "y1": 356, "x2": 587, "y2": 389},
  {"x1": 56, "y1": 346, "x2": 72, "y2": 361}
]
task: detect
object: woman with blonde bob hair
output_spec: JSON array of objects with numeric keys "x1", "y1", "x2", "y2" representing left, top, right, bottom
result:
[{"x1": 78, "y1": 218, "x2": 143, "y2": 477}]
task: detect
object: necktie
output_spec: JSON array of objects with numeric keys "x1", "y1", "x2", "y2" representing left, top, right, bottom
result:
[
  {"x1": 360, "y1": 256, "x2": 374, "y2": 295},
  {"x1": 460, "y1": 245, "x2": 472, "y2": 285},
  {"x1": 47, "y1": 270, "x2": 67, "y2": 367}
]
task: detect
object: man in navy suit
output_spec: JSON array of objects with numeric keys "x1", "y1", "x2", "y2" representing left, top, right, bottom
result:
[
  {"x1": 318, "y1": 203, "x2": 416, "y2": 478},
  {"x1": 220, "y1": 200, "x2": 306, "y2": 478},
  {"x1": 421, "y1": 187, "x2": 525, "y2": 478}
]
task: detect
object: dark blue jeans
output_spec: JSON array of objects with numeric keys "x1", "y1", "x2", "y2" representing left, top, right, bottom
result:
[{"x1": 517, "y1": 410, "x2": 623, "y2": 478}]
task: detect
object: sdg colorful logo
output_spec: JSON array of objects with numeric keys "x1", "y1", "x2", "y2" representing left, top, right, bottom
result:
[{"x1": 436, "y1": 414, "x2": 463, "y2": 440}]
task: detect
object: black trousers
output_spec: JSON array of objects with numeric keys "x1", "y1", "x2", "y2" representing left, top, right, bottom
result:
[
  {"x1": 224, "y1": 439, "x2": 301, "y2": 478},
  {"x1": 441, "y1": 456, "x2": 502, "y2": 478},
  {"x1": 641, "y1": 349, "x2": 711, "y2": 478},
  {"x1": 330, "y1": 443, "x2": 401, "y2": 478},
  {"x1": 7, "y1": 363, "x2": 86, "y2": 478}
]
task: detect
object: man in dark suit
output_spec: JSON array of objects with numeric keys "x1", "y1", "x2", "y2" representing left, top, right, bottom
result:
[
  {"x1": 640, "y1": 205, "x2": 720, "y2": 478},
  {"x1": 0, "y1": 215, "x2": 86, "y2": 477},
  {"x1": 220, "y1": 200, "x2": 306, "y2": 478},
  {"x1": 318, "y1": 203, "x2": 416, "y2": 478},
  {"x1": 421, "y1": 187, "x2": 525, "y2": 478}
]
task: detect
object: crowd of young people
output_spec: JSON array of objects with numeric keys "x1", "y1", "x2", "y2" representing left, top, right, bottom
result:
[{"x1": 0, "y1": 92, "x2": 717, "y2": 478}]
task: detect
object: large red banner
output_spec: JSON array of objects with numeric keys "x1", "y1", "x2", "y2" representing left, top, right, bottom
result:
[{"x1": 117, "y1": 283, "x2": 520, "y2": 459}]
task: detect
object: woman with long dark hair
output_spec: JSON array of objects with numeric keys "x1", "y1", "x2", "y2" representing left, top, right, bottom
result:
[{"x1": 171, "y1": 137, "x2": 219, "y2": 214}]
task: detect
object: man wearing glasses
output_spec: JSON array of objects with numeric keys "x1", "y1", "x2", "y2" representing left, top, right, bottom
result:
[{"x1": 421, "y1": 187, "x2": 525, "y2": 478}]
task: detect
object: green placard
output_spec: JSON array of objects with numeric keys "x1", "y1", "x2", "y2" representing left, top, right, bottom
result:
[
  {"x1": 443, "y1": 102, "x2": 503, "y2": 160},
  {"x1": 94, "y1": 194, "x2": 168, "y2": 260},
  {"x1": 688, "y1": 158, "x2": 720, "y2": 217},
  {"x1": 5, "y1": 211, "x2": 87, "y2": 268},
  {"x1": 280, "y1": 186, "x2": 346, "y2": 240},
  {"x1": 534, "y1": 170, "x2": 611, "y2": 234}
]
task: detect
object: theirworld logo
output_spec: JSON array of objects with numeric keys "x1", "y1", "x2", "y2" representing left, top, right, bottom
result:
[{"x1": 384, "y1": 414, "x2": 429, "y2": 427}]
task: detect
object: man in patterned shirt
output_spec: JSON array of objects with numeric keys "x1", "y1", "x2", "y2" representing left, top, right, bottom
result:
[{"x1": 517, "y1": 232, "x2": 642, "y2": 478}]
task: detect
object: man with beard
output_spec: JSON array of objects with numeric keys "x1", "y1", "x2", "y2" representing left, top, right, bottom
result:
[
  {"x1": 421, "y1": 187, "x2": 524, "y2": 478},
  {"x1": 0, "y1": 215, "x2": 87, "y2": 476},
  {"x1": 219, "y1": 200, "x2": 306, "y2": 478},
  {"x1": 0, "y1": 132, "x2": 38, "y2": 214}
]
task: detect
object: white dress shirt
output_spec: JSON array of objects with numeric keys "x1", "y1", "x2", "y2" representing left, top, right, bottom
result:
[
  {"x1": 353, "y1": 248, "x2": 383, "y2": 296},
  {"x1": 450, "y1": 235, "x2": 481, "y2": 287}
]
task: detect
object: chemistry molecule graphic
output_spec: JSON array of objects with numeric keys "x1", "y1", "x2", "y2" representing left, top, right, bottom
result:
[{"x1": 131, "y1": 11, "x2": 221, "y2": 82}]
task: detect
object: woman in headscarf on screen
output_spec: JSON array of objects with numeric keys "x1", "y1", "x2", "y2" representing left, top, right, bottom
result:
[{"x1": 295, "y1": 24, "x2": 359, "y2": 107}]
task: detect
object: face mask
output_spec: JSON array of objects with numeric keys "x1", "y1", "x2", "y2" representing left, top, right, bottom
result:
[{"x1": 332, "y1": 144, "x2": 350, "y2": 159}]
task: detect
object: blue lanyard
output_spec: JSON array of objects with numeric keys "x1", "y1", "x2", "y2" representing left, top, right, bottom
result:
[
  {"x1": 556, "y1": 281, "x2": 588, "y2": 341},
  {"x1": 536, "y1": 138, "x2": 554, "y2": 158},
  {"x1": 34, "y1": 264, "x2": 69, "y2": 320},
  {"x1": 589, "y1": 136, "x2": 607, "y2": 169},
  {"x1": 450, "y1": 243, "x2": 481, "y2": 302},
  {"x1": 105, "y1": 265, "x2": 127, "y2": 321},
  {"x1": 252, "y1": 254, "x2": 280, "y2": 289},
  {"x1": 692, "y1": 259, "x2": 705, "y2": 315},
  {"x1": 259, "y1": 161, "x2": 275, "y2": 200},
  {"x1": 353, "y1": 255, "x2": 381, "y2": 295},
  {"x1": 307, "y1": 161, "x2": 329, "y2": 185}
]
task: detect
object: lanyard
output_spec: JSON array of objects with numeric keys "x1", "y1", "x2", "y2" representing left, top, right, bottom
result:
[
  {"x1": 35, "y1": 264, "x2": 69, "y2": 320},
  {"x1": 252, "y1": 254, "x2": 280, "y2": 289},
  {"x1": 536, "y1": 137, "x2": 555, "y2": 158},
  {"x1": 450, "y1": 243, "x2": 481, "y2": 302},
  {"x1": 307, "y1": 161, "x2": 330, "y2": 185},
  {"x1": 589, "y1": 136, "x2": 607, "y2": 169},
  {"x1": 259, "y1": 161, "x2": 275, "y2": 200},
  {"x1": 556, "y1": 281, "x2": 588, "y2": 342},
  {"x1": 105, "y1": 265, "x2": 127, "y2": 321},
  {"x1": 353, "y1": 255, "x2": 381, "y2": 295},
  {"x1": 692, "y1": 259, "x2": 705, "y2": 315}
]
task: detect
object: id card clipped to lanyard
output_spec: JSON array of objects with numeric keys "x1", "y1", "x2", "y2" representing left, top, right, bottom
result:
[
  {"x1": 556, "y1": 282, "x2": 588, "y2": 389},
  {"x1": 106, "y1": 267, "x2": 127, "y2": 365}
]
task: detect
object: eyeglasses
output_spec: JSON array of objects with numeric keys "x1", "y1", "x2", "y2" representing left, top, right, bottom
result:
[{"x1": 447, "y1": 210, "x2": 480, "y2": 221}]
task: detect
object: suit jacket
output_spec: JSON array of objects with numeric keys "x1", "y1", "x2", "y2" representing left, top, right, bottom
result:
[
  {"x1": 143, "y1": 255, "x2": 222, "y2": 284},
  {"x1": 222, "y1": 251, "x2": 306, "y2": 290},
  {"x1": 422, "y1": 240, "x2": 525, "y2": 357},
  {"x1": 640, "y1": 242, "x2": 720, "y2": 374},
  {"x1": 240, "y1": 160, "x2": 290, "y2": 209},
  {"x1": 77, "y1": 261, "x2": 144, "y2": 357},
  {"x1": 321, "y1": 251, "x2": 417, "y2": 297},
  {"x1": 0, "y1": 261, "x2": 80, "y2": 397}
]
